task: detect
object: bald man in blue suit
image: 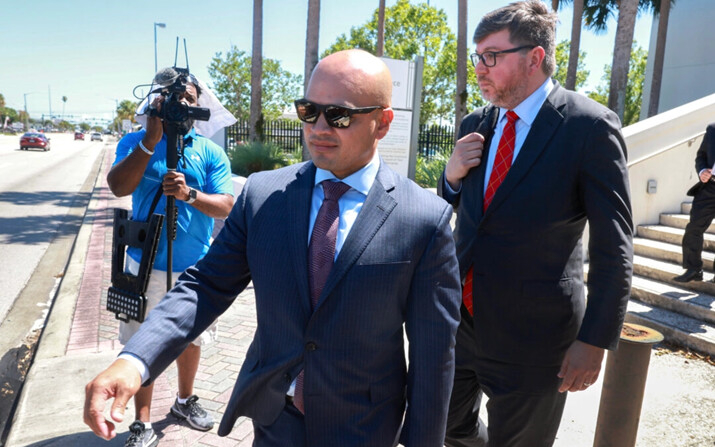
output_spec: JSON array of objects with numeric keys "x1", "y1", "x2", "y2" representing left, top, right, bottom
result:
[{"x1": 85, "y1": 49, "x2": 462, "y2": 447}]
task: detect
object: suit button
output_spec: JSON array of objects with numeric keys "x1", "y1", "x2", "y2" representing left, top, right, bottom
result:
[{"x1": 305, "y1": 342, "x2": 318, "y2": 351}]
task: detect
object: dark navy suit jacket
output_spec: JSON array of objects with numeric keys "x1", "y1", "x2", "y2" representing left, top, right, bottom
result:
[
  {"x1": 439, "y1": 83, "x2": 634, "y2": 366},
  {"x1": 124, "y1": 160, "x2": 462, "y2": 447}
]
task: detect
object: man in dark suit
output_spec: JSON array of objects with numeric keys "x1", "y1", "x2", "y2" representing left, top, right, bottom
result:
[
  {"x1": 84, "y1": 49, "x2": 462, "y2": 447},
  {"x1": 438, "y1": 2, "x2": 633, "y2": 446},
  {"x1": 673, "y1": 123, "x2": 715, "y2": 282}
]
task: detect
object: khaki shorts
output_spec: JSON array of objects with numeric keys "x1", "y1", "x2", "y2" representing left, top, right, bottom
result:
[{"x1": 118, "y1": 256, "x2": 218, "y2": 347}]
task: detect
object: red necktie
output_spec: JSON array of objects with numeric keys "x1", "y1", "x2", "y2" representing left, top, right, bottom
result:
[
  {"x1": 294, "y1": 180, "x2": 351, "y2": 414},
  {"x1": 463, "y1": 111, "x2": 519, "y2": 316}
]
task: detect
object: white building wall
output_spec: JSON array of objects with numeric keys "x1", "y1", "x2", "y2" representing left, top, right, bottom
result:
[{"x1": 641, "y1": 0, "x2": 715, "y2": 119}]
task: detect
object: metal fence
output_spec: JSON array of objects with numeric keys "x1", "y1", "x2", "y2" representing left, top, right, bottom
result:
[
  {"x1": 225, "y1": 119, "x2": 455, "y2": 159},
  {"x1": 417, "y1": 124, "x2": 455, "y2": 159},
  {"x1": 225, "y1": 119, "x2": 304, "y2": 154}
]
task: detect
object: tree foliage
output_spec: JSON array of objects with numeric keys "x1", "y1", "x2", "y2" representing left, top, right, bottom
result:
[
  {"x1": 553, "y1": 40, "x2": 589, "y2": 90},
  {"x1": 588, "y1": 43, "x2": 647, "y2": 126},
  {"x1": 583, "y1": 0, "x2": 666, "y2": 32},
  {"x1": 229, "y1": 141, "x2": 293, "y2": 176},
  {"x1": 323, "y1": 0, "x2": 483, "y2": 125},
  {"x1": 0, "y1": 93, "x2": 20, "y2": 126},
  {"x1": 108, "y1": 99, "x2": 138, "y2": 132},
  {"x1": 208, "y1": 46, "x2": 302, "y2": 121}
]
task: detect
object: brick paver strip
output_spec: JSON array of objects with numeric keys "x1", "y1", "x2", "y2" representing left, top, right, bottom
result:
[{"x1": 68, "y1": 146, "x2": 257, "y2": 446}]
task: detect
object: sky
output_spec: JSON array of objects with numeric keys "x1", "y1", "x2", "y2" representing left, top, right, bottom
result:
[{"x1": 1, "y1": 0, "x2": 654, "y2": 124}]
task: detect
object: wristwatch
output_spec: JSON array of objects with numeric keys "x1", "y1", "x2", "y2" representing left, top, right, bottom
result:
[{"x1": 186, "y1": 188, "x2": 198, "y2": 204}]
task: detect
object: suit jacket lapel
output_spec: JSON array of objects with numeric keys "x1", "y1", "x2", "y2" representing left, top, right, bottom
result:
[
  {"x1": 288, "y1": 162, "x2": 316, "y2": 317},
  {"x1": 484, "y1": 85, "x2": 565, "y2": 216},
  {"x1": 313, "y1": 162, "x2": 398, "y2": 312}
]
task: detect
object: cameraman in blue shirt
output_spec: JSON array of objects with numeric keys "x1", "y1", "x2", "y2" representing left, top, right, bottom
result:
[{"x1": 107, "y1": 70, "x2": 235, "y2": 447}]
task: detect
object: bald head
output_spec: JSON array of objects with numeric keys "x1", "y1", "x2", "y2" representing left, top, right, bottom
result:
[{"x1": 307, "y1": 49, "x2": 392, "y2": 107}]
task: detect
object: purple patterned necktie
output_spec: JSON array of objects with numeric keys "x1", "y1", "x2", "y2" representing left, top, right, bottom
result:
[{"x1": 294, "y1": 180, "x2": 351, "y2": 414}]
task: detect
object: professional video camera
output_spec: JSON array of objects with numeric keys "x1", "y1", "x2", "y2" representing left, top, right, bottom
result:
[{"x1": 148, "y1": 67, "x2": 211, "y2": 133}]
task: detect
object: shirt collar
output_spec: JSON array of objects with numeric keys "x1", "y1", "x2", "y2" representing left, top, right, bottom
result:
[
  {"x1": 157, "y1": 127, "x2": 197, "y2": 144},
  {"x1": 314, "y1": 150, "x2": 381, "y2": 196},
  {"x1": 183, "y1": 127, "x2": 197, "y2": 143},
  {"x1": 500, "y1": 78, "x2": 554, "y2": 127}
]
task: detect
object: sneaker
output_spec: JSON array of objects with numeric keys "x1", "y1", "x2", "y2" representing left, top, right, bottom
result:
[
  {"x1": 170, "y1": 394, "x2": 214, "y2": 431},
  {"x1": 125, "y1": 421, "x2": 158, "y2": 447}
]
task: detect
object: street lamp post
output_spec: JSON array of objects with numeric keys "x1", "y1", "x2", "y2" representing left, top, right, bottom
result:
[{"x1": 154, "y1": 22, "x2": 166, "y2": 73}]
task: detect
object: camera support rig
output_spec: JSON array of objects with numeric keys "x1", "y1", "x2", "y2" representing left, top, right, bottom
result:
[{"x1": 149, "y1": 40, "x2": 211, "y2": 291}]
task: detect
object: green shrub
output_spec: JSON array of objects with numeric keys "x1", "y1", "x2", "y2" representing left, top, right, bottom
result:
[
  {"x1": 414, "y1": 152, "x2": 448, "y2": 188},
  {"x1": 229, "y1": 141, "x2": 292, "y2": 176}
]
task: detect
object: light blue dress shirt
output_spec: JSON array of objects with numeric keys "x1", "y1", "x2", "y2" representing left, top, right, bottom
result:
[{"x1": 310, "y1": 151, "x2": 380, "y2": 259}]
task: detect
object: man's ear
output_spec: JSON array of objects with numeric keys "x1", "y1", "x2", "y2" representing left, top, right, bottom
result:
[
  {"x1": 376, "y1": 107, "x2": 394, "y2": 139},
  {"x1": 527, "y1": 46, "x2": 546, "y2": 75}
]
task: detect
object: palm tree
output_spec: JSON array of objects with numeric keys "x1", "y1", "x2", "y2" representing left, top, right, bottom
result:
[
  {"x1": 61, "y1": 96, "x2": 67, "y2": 119},
  {"x1": 647, "y1": 0, "x2": 672, "y2": 117},
  {"x1": 584, "y1": 0, "x2": 674, "y2": 121},
  {"x1": 303, "y1": 0, "x2": 320, "y2": 161},
  {"x1": 565, "y1": 0, "x2": 585, "y2": 90},
  {"x1": 549, "y1": 0, "x2": 584, "y2": 91},
  {"x1": 376, "y1": 0, "x2": 386, "y2": 57},
  {"x1": 249, "y1": 0, "x2": 263, "y2": 142},
  {"x1": 454, "y1": 0, "x2": 467, "y2": 137},
  {"x1": 608, "y1": 0, "x2": 639, "y2": 121}
]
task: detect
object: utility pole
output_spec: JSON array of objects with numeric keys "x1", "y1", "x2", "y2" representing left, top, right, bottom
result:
[
  {"x1": 48, "y1": 85, "x2": 52, "y2": 122},
  {"x1": 23, "y1": 92, "x2": 34, "y2": 131}
]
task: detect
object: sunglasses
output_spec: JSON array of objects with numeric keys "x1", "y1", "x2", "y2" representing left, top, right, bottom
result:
[{"x1": 294, "y1": 99, "x2": 383, "y2": 128}]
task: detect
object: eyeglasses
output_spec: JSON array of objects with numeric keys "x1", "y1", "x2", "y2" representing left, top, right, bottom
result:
[
  {"x1": 470, "y1": 45, "x2": 536, "y2": 68},
  {"x1": 294, "y1": 99, "x2": 383, "y2": 128}
]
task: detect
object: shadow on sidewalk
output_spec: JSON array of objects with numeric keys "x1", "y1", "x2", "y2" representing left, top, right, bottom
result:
[{"x1": 21, "y1": 431, "x2": 126, "y2": 446}]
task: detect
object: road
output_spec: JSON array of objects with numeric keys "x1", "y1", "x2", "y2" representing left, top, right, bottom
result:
[{"x1": 0, "y1": 132, "x2": 106, "y2": 326}]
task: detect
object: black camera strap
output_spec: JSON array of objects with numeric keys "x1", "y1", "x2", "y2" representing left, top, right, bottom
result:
[{"x1": 147, "y1": 183, "x2": 164, "y2": 217}]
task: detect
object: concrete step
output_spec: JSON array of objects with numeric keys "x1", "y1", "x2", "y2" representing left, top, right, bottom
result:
[
  {"x1": 633, "y1": 254, "x2": 715, "y2": 295},
  {"x1": 630, "y1": 274, "x2": 715, "y2": 325},
  {"x1": 636, "y1": 224, "x2": 715, "y2": 251},
  {"x1": 681, "y1": 202, "x2": 692, "y2": 214},
  {"x1": 633, "y1": 237, "x2": 715, "y2": 271},
  {"x1": 659, "y1": 213, "x2": 715, "y2": 234},
  {"x1": 625, "y1": 300, "x2": 715, "y2": 357},
  {"x1": 585, "y1": 261, "x2": 715, "y2": 355}
]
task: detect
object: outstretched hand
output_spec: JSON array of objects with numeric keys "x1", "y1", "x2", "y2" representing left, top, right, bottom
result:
[
  {"x1": 557, "y1": 340, "x2": 604, "y2": 393},
  {"x1": 84, "y1": 359, "x2": 142, "y2": 440}
]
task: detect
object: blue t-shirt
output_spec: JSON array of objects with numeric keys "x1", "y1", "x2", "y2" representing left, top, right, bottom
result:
[{"x1": 114, "y1": 128, "x2": 233, "y2": 271}]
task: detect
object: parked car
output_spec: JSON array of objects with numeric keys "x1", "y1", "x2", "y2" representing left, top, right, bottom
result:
[
  {"x1": 20, "y1": 132, "x2": 51, "y2": 151},
  {"x1": 90, "y1": 132, "x2": 103, "y2": 142},
  {"x1": 74, "y1": 131, "x2": 85, "y2": 140}
]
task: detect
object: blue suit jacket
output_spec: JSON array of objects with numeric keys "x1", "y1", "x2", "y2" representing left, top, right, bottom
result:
[{"x1": 124, "y1": 160, "x2": 462, "y2": 447}]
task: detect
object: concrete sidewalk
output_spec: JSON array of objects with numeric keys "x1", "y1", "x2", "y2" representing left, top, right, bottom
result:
[{"x1": 6, "y1": 146, "x2": 715, "y2": 446}]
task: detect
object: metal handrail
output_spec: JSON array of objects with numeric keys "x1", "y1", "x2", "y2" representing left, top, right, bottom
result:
[{"x1": 627, "y1": 130, "x2": 705, "y2": 167}]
